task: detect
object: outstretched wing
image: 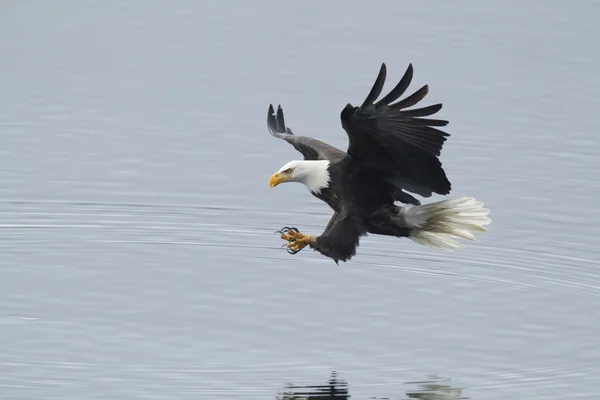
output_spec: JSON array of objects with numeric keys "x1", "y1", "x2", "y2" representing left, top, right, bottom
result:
[
  {"x1": 267, "y1": 104, "x2": 345, "y2": 161},
  {"x1": 340, "y1": 64, "x2": 451, "y2": 198},
  {"x1": 310, "y1": 211, "x2": 366, "y2": 264}
]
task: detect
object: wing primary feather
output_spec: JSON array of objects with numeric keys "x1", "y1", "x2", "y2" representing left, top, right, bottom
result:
[
  {"x1": 374, "y1": 63, "x2": 413, "y2": 107},
  {"x1": 388, "y1": 121, "x2": 448, "y2": 139},
  {"x1": 267, "y1": 104, "x2": 282, "y2": 138},
  {"x1": 267, "y1": 104, "x2": 292, "y2": 138},
  {"x1": 276, "y1": 105, "x2": 286, "y2": 132},
  {"x1": 408, "y1": 117, "x2": 449, "y2": 127},
  {"x1": 360, "y1": 63, "x2": 387, "y2": 109},
  {"x1": 389, "y1": 85, "x2": 429, "y2": 110},
  {"x1": 400, "y1": 104, "x2": 443, "y2": 118},
  {"x1": 387, "y1": 123, "x2": 448, "y2": 155},
  {"x1": 380, "y1": 122, "x2": 446, "y2": 150}
]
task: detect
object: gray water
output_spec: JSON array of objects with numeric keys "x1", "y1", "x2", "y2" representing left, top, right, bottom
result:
[{"x1": 1, "y1": 1, "x2": 600, "y2": 399}]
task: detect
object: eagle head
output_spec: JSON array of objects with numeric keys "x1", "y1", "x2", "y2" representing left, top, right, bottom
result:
[{"x1": 269, "y1": 160, "x2": 331, "y2": 194}]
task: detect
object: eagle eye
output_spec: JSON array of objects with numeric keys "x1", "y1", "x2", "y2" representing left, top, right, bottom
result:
[{"x1": 284, "y1": 168, "x2": 293, "y2": 174}]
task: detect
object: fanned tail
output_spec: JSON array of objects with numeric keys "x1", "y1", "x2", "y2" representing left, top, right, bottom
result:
[{"x1": 400, "y1": 196, "x2": 491, "y2": 250}]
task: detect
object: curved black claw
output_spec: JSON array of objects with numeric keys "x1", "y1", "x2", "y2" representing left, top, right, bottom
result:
[
  {"x1": 287, "y1": 247, "x2": 301, "y2": 255},
  {"x1": 274, "y1": 226, "x2": 299, "y2": 236}
]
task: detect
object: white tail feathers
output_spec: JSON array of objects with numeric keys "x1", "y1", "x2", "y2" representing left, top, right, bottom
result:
[{"x1": 400, "y1": 196, "x2": 491, "y2": 250}]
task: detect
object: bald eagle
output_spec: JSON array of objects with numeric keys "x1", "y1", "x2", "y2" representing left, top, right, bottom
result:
[{"x1": 267, "y1": 63, "x2": 491, "y2": 263}]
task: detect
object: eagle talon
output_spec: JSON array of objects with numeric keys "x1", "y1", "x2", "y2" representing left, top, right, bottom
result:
[
  {"x1": 277, "y1": 226, "x2": 301, "y2": 241},
  {"x1": 275, "y1": 226, "x2": 294, "y2": 235},
  {"x1": 277, "y1": 228, "x2": 315, "y2": 254},
  {"x1": 277, "y1": 226, "x2": 299, "y2": 235}
]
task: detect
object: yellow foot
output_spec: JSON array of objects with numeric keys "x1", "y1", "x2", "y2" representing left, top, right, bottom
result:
[{"x1": 275, "y1": 227, "x2": 316, "y2": 254}]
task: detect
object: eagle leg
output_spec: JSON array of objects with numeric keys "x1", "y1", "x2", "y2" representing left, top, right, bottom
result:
[{"x1": 275, "y1": 227, "x2": 316, "y2": 255}]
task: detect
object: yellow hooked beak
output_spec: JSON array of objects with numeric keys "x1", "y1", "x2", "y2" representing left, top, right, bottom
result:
[{"x1": 269, "y1": 172, "x2": 292, "y2": 188}]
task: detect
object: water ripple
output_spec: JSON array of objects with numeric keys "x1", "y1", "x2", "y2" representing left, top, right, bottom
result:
[{"x1": 1, "y1": 199, "x2": 599, "y2": 398}]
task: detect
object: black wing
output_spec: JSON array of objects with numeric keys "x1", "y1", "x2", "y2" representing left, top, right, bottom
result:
[
  {"x1": 267, "y1": 104, "x2": 345, "y2": 161},
  {"x1": 340, "y1": 63, "x2": 451, "y2": 198},
  {"x1": 310, "y1": 211, "x2": 366, "y2": 264}
]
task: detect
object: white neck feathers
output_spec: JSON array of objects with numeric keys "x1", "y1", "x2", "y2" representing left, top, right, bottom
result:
[{"x1": 302, "y1": 160, "x2": 331, "y2": 194}]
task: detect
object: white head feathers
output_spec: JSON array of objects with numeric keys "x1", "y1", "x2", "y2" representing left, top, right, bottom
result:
[{"x1": 276, "y1": 160, "x2": 331, "y2": 194}]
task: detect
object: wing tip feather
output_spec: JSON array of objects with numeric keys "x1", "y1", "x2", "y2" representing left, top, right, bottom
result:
[
  {"x1": 360, "y1": 63, "x2": 388, "y2": 108},
  {"x1": 267, "y1": 103, "x2": 292, "y2": 139}
]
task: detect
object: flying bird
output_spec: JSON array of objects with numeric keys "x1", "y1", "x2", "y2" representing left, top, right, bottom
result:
[{"x1": 267, "y1": 63, "x2": 491, "y2": 263}]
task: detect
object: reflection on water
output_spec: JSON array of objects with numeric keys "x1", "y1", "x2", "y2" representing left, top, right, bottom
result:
[
  {"x1": 278, "y1": 371, "x2": 349, "y2": 399},
  {"x1": 404, "y1": 377, "x2": 465, "y2": 400},
  {"x1": 277, "y1": 372, "x2": 465, "y2": 400}
]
